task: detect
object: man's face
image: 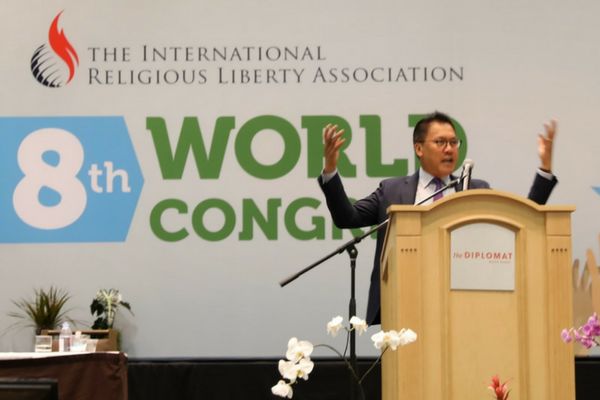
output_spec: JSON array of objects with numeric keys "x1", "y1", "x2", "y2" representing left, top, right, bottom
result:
[{"x1": 413, "y1": 121, "x2": 458, "y2": 178}]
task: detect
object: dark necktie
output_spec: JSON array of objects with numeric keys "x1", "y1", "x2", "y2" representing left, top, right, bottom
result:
[{"x1": 432, "y1": 177, "x2": 444, "y2": 201}]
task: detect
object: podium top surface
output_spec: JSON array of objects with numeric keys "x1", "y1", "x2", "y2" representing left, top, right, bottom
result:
[{"x1": 386, "y1": 189, "x2": 576, "y2": 214}]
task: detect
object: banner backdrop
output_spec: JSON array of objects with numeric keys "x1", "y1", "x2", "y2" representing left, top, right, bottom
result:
[{"x1": 1, "y1": 0, "x2": 599, "y2": 357}]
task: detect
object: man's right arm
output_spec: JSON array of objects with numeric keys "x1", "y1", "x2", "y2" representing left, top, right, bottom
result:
[
  {"x1": 318, "y1": 172, "x2": 379, "y2": 229},
  {"x1": 319, "y1": 124, "x2": 380, "y2": 228},
  {"x1": 323, "y1": 123, "x2": 345, "y2": 174},
  {"x1": 320, "y1": 169, "x2": 338, "y2": 184}
]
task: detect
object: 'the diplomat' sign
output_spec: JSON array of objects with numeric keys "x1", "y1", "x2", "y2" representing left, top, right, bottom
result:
[{"x1": 450, "y1": 223, "x2": 515, "y2": 291}]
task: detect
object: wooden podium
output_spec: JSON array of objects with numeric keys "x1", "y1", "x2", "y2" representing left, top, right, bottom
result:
[{"x1": 380, "y1": 189, "x2": 575, "y2": 400}]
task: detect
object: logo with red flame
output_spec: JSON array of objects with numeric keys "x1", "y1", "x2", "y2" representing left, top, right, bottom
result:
[{"x1": 30, "y1": 12, "x2": 79, "y2": 88}]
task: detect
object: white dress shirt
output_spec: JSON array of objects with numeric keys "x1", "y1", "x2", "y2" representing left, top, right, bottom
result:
[{"x1": 414, "y1": 168, "x2": 455, "y2": 205}]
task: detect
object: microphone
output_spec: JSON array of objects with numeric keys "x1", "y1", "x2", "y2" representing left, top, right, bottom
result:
[
  {"x1": 460, "y1": 159, "x2": 474, "y2": 190},
  {"x1": 416, "y1": 176, "x2": 461, "y2": 205}
]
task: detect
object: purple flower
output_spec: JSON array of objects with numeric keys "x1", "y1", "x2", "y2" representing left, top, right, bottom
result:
[
  {"x1": 582, "y1": 324, "x2": 594, "y2": 336},
  {"x1": 561, "y1": 329, "x2": 573, "y2": 343},
  {"x1": 586, "y1": 313, "x2": 600, "y2": 336},
  {"x1": 579, "y1": 336, "x2": 595, "y2": 349},
  {"x1": 561, "y1": 313, "x2": 600, "y2": 349}
]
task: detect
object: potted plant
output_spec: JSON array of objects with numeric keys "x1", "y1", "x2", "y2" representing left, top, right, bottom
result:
[
  {"x1": 8, "y1": 286, "x2": 72, "y2": 335},
  {"x1": 89, "y1": 288, "x2": 133, "y2": 351},
  {"x1": 90, "y1": 288, "x2": 133, "y2": 329}
]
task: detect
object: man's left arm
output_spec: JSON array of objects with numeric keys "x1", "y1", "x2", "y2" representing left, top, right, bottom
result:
[{"x1": 528, "y1": 120, "x2": 558, "y2": 204}]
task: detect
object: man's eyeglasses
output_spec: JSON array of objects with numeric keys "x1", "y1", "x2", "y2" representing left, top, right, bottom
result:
[{"x1": 418, "y1": 138, "x2": 462, "y2": 149}]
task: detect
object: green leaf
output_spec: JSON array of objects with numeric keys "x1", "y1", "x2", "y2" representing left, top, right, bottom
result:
[
  {"x1": 90, "y1": 299, "x2": 105, "y2": 316},
  {"x1": 120, "y1": 301, "x2": 133, "y2": 314},
  {"x1": 8, "y1": 286, "x2": 72, "y2": 332}
]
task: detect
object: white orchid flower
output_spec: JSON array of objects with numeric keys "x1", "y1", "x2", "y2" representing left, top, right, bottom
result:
[
  {"x1": 295, "y1": 358, "x2": 314, "y2": 381},
  {"x1": 370, "y1": 331, "x2": 386, "y2": 350},
  {"x1": 271, "y1": 380, "x2": 294, "y2": 398},
  {"x1": 285, "y1": 337, "x2": 314, "y2": 363},
  {"x1": 371, "y1": 329, "x2": 417, "y2": 351},
  {"x1": 386, "y1": 330, "x2": 403, "y2": 350},
  {"x1": 326, "y1": 315, "x2": 344, "y2": 337},
  {"x1": 278, "y1": 359, "x2": 299, "y2": 383},
  {"x1": 278, "y1": 358, "x2": 314, "y2": 383},
  {"x1": 398, "y1": 328, "x2": 417, "y2": 346},
  {"x1": 349, "y1": 316, "x2": 368, "y2": 336},
  {"x1": 371, "y1": 330, "x2": 401, "y2": 350}
]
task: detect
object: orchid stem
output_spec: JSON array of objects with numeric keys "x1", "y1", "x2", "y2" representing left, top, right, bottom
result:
[
  {"x1": 358, "y1": 346, "x2": 387, "y2": 384},
  {"x1": 314, "y1": 344, "x2": 366, "y2": 400},
  {"x1": 342, "y1": 327, "x2": 351, "y2": 358}
]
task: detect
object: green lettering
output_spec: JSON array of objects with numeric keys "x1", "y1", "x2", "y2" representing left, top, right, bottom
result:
[
  {"x1": 361, "y1": 115, "x2": 408, "y2": 177},
  {"x1": 239, "y1": 198, "x2": 281, "y2": 240},
  {"x1": 147, "y1": 116, "x2": 235, "y2": 179},
  {"x1": 191, "y1": 199, "x2": 236, "y2": 241},
  {"x1": 285, "y1": 197, "x2": 325, "y2": 240},
  {"x1": 150, "y1": 199, "x2": 189, "y2": 242},
  {"x1": 235, "y1": 115, "x2": 300, "y2": 179}
]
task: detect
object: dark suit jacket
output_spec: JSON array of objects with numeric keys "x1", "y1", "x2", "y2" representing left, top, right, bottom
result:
[{"x1": 318, "y1": 171, "x2": 557, "y2": 325}]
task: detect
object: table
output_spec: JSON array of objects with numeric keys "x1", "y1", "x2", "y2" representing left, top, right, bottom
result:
[{"x1": 0, "y1": 352, "x2": 128, "y2": 400}]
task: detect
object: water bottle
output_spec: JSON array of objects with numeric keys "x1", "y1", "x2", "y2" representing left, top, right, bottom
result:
[{"x1": 58, "y1": 322, "x2": 72, "y2": 352}]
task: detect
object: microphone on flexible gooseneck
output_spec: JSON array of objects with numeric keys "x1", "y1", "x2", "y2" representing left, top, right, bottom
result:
[{"x1": 460, "y1": 159, "x2": 474, "y2": 190}]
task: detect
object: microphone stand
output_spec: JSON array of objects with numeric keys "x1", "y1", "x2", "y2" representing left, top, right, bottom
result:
[{"x1": 278, "y1": 177, "x2": 460, "y2": 400}]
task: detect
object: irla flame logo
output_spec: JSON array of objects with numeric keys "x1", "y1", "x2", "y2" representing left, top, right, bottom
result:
[{"x1": 30, "y1": 11, "x2": 79, "y2": 88}]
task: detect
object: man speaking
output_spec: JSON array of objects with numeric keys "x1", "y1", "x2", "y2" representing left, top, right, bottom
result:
[{"x1": 318, "y1": 111, "x2": 557, "y2": 325}]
